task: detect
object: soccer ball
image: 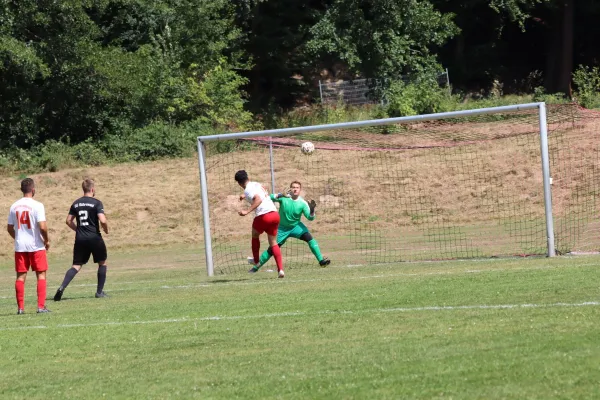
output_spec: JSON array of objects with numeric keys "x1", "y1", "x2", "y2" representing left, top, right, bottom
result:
[{"x1": 301, "y1": 142, "x2": 315, "y2": 155}]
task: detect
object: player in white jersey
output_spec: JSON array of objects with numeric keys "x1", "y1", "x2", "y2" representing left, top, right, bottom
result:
[
  {"x1": 234, "y1": 170, "x2": 285, "y2": 277},
  {"x1": 7, "y1": 178, "x2": 51, "y2": 314}
]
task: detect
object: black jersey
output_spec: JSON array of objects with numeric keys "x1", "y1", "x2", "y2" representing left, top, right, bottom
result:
[{"x1": 69, "y1": 196, "x2": 105, "y2": 240}]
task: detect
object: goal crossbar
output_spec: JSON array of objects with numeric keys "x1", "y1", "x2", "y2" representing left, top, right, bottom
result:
[{"x1": 198, "y1": 102, "x2": 542, "y2": 142}]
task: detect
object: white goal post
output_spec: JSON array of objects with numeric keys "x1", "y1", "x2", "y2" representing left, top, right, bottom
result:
[{"x1": 197, "y1": 102, "x2": 555, "y2": 276}]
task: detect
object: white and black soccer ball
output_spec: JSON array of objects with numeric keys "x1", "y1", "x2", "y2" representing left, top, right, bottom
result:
[{"x1": 301, "y1": 141, "x2": 315, "y2": 155}]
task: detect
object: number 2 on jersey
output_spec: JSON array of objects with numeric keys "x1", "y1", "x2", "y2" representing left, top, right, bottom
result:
[
  {"x1": 15, "y1": 211, "x2": 31, "y2": 229},
  {"x1": 79, "y1": 210, "x2": 89, "y2": 226}
]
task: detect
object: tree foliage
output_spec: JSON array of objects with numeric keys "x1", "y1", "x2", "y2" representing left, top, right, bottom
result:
[
  {"x1": 1, "y1": 0, "x2": 600, "y2": 158},
  {"x1": 306, "y1": 0, "x2": 458, "y2": 79},
  {"x1": 0, "y1": 0, "x2": 250, "y2": 149}
]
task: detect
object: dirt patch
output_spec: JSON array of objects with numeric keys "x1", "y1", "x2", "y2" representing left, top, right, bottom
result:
[{"x1": 0, "y1": 158, "x2": 203, "y2": 259}]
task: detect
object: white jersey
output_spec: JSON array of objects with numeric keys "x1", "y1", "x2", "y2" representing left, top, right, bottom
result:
[
  {"x1": 244, "y1": 181, "x2": 277, "y2": 217},
  {"x1": 8, "y1": 197, "x2": 47, "y2": 252}
]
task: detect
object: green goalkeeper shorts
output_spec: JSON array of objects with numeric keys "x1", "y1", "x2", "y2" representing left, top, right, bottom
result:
[{"x1": 277, "y1": 222, "x2": 310, "y2": 244}]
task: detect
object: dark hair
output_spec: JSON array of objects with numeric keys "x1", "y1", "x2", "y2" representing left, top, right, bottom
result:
[
  {"x1": 20, "y1": 178, "x2": 35, "y2": 194},
  {"x1": 234, "y1": 170, "x2": 249, "y2": 184},
  {"x1": 82, "y1": 178, "x2": 95, "y2": 193},
  {"x1": 290, "y1": 181, "x2": 302, "y2": 188}
]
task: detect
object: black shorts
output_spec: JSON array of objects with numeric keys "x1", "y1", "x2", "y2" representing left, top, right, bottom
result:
[{"x1": 72, "y1": 238, "x2": 107, "y2": 266}]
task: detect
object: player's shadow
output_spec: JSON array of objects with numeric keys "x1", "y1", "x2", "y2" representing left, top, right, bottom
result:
[
  {"x1": 209, "y1": 279, "x2": 240, "y2": 284},
  {"x1": 44, "y1": 295, "x2": 90, "y2": 301},
  {"x1": 0, "y1": 312, "x2": 28, "y2": 317}
]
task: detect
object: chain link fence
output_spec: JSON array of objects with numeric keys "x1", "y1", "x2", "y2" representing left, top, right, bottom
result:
[{"x1": 318, "y1": 69, "x2": 450, "y2": 106}]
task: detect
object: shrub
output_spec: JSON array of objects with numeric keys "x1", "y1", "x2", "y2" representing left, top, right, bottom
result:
[
  {"x1": 384, "y1": 78, "x2": 455, "y2": 117},
  {"x1": 532, "y1": 87, "x2": 568, "y2": 104},
  {"x1": 572, "y1": 65, "x2": 600, "y2": 109}
]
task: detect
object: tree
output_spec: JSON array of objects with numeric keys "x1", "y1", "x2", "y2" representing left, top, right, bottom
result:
[
  {"x1": 231, "y1": 0, "x2": 326, "y2": 109},
  {"x1": 305, "y1": 0, "x2": 459, "y2": 80},
  {"x1": 433, "y1": 0, "x2": 586, "y2": 95},
  {"x1": 0, "y1": 0, "x2": 251, "y2": 149}
]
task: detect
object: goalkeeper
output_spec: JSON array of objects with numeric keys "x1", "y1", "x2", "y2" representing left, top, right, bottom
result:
[{"x1": 248, "y1": 180, "x2": 330, "y2": 272}]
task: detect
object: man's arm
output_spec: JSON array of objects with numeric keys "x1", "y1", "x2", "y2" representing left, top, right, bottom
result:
[
  {"x1": 239, "y1": 195, "x2": 262, "y2": 216},
  {"x1": 98, "y1": 213, "x2": 109, "y2": 234},
  {"x1": 38, "y1": 221, "x2": 50, "y2": 250},
  {"x1": 7, "y1": 224, "x2": 15, "y2": 239},
  {"x1": 66, "y1": 214, "x2": 77, "y2": 232},
  {"x1": 303, "y1": 200, "x2": 316, "y2": 221},
  {"x1": 271, "y1": 193, "x2": 289, "y2": 202}
]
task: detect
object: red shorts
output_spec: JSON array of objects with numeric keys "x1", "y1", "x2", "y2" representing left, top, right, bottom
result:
[
  {"x1": 252, "y1": 211, "x2": 280, "y2": 236},
  {"x1": 15, "y1": 250, "x2": 49, "y2": 273}
]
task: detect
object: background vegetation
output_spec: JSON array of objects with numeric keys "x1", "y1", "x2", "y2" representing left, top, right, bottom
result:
[{"x1": 1, "y1": 0, "x2": 599, "y2": 172}]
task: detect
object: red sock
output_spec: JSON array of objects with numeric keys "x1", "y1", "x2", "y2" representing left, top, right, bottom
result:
[
  {"x1": 37, "y1": 279, "x2": 47, "y2": 309},
  {"x1": 271, "y1": 244, "x2": 283, "y2": 271},
  {"x1": 252, "y1": 238, "x2": 260, "y2": 263},
  {"x1": 15, "y1": 280, "x2": 25, "y2": 310}
]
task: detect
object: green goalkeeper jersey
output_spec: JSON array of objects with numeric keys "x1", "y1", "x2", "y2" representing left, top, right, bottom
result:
[{"x1": 270, "y1": 194, "x2": 315, "y2": 228}]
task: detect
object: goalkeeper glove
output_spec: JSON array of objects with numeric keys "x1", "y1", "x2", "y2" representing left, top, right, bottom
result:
[
  {"x1": 309, "y1": 199, "x2": 317, "y2": 214},
  {"x1": 276, "y1": 189, "x2": 292, "y2": 199}
]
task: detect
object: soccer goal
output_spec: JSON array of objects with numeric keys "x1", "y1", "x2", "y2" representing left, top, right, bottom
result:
[{"x1": 197, "y1": 102, "x2": 600, "y2": 276}]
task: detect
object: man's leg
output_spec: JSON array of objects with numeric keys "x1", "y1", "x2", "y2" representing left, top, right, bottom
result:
[
  {"x1": 252, "y1": 228, "x2": 290, "y2": 271},
  {"x1": 55, "y1": 241, "x2": 89, "y2": 301},
  {"x1": 54, "y1": 265, "x2": 82, "y2": 301},
  {"x1": 36, "y1": 271, "x2": 50, "y2": 313},
  {"x1": 296, "y1": 224, "x2": 329, "y2": 266},
  {"x1": 267, "y1": 233, "x2": 284, "y2": 277},
  {"x1": 15, "y1": 272, "x2": 26, "y2": 314},
  {"x1": 14, "y1": 252, "x2": 28, "y2": 313},
  {"x1": 92, "y1": 239, "x2": 109, "y2": 298},
  {"x1": 96, "y1": 262, "x2": 107, "y2": 297},
  {"x1": 32, "y1": 250, "x2": 50, "y2": 312},
  {"x1": 251, "y1": 228, "x2": 261, "y2": 264},
  {"x1": 307, "y1": 237, "x2": 329, "y2": 266},
  {"x1": 264, "y1": 212, "x2": 283, "y2": 277}
]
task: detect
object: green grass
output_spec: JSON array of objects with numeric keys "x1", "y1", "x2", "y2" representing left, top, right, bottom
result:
[{"x1": 1, "y1": 249, "x2": 600, "y2": 399}]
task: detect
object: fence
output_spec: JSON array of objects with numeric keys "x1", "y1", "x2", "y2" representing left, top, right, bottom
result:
[{"x1": 318, "y1": 69, "x2": 450, "y2": 106}]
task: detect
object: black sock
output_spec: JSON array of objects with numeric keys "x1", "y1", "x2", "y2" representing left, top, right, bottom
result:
[
  {"x1": 97, "y1": 265, "x2": 107, "y2": 294},
  {"x1": 60, "y1": 267, "x2": 79, "y2": 290}
]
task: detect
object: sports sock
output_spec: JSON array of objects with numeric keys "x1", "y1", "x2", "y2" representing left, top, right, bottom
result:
[
  {"x1": 251, "y1": 238, "x2": 260, "y2": 264},
  {"x1": 37, "y1": 279, "x2": 47, "y2": 309},
  {"x1": 271, "y1": 244, "x2": 283, "y2": 271},
  {"x1": 60, "y1": 267, "x2": 79, "y2": 289},
  {"x1": 15, "y1": 280, "x2": 25, "y2": 310},
  {"x1": 97, "y1": 265, "x2": 107, "y2": 294},
  {"x1": 258, "y1": 247, "x2": 273, "y2": 268},
  {"x1": 308, "y1": 239, "x2": 324, "y2": 262}
]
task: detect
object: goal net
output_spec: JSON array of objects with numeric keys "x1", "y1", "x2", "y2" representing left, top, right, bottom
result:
[{"x1": 197, "y1": 103, "x2": 600, "y2": 275}]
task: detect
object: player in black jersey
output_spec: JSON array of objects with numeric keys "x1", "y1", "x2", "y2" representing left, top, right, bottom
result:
[{"x1": 54, "y1": 179, "x2": 109, "y2": 301}]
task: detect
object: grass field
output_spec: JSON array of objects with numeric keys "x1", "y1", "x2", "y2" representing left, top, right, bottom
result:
[{"x1": 2, "y1": 248, "x2": 600, "y2": 399}]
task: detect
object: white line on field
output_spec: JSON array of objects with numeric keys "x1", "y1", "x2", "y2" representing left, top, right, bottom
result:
[
  {"x1": 116, "y1": 262, "x2": 600, "y2": 292},
  {"x1": 1, "y1": 301, "x2": 599, "y2": 332}
]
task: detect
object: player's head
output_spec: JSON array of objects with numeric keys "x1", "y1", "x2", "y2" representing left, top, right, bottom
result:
[
  {"x1": 289, "y1": 181, "x2": 302, "y2": 198},
  {"x1": 82, "y1": 179, "x2": 96, "y2": 196},
  {"x1": 20, "y1": 178, "x2": 35, "y2": 196},
  {"x1": 234, "y1": 170, "x2": 249, "y2": 188}
]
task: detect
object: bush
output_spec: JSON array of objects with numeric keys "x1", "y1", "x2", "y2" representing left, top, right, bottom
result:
[
  {"x1": 0, "y1": 120, "x2": 223, "y2": 173},
  {"x1": 573, "y1": 65, "x2": 600, "y2": 109},
  {"x1": 268, "y1": 102, "x2": 379, "y2": 129},
  {"x1": 104, "y1": 122, "x2": 200, "y2": 162},
  {"x1": 532, "y1": 87, "x2": 568, "y2": 104},
  {"x1": 384, "y1": 78, "x2": 455, "y2": 117}
]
